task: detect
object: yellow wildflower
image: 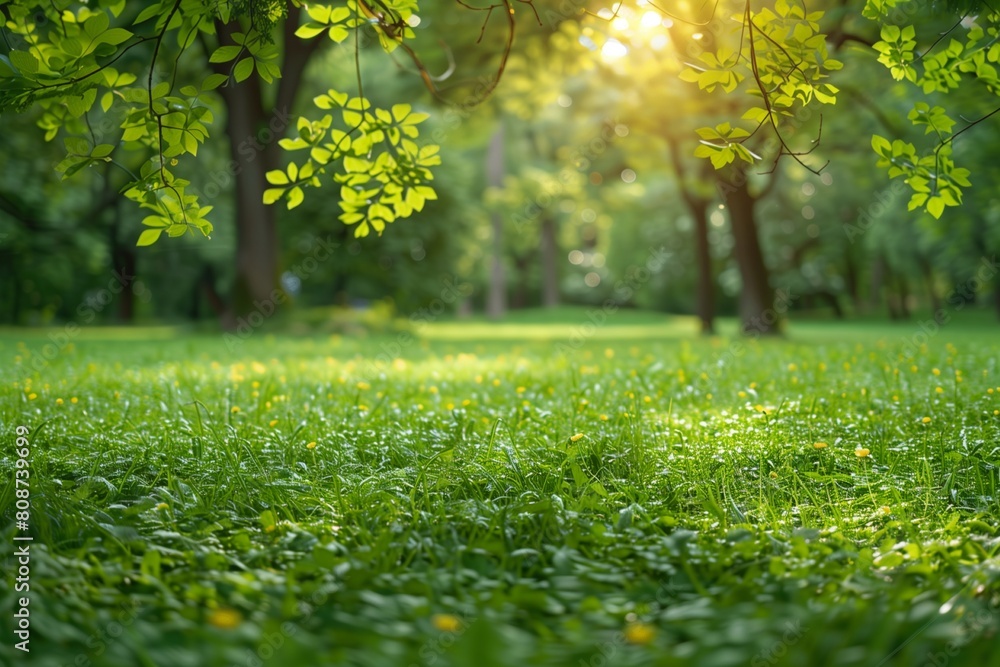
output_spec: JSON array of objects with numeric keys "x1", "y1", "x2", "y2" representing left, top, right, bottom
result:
[
  {"x1": 624, "y1": 622, "x2": 655, "y2": 645},
  {"x1": 208, "y1": 608, "x2": 242, "y2": 630},
  {"x1": 431, "y1": 614, "x2": 462, "y2": 633}
]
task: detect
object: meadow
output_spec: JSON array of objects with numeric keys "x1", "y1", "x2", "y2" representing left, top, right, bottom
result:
[{"x1": 2, "y1": 311, "x2": 999, "y2": 666}]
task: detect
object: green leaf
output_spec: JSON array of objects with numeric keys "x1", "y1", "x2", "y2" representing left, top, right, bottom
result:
[
  {"x1": 202, "y1": 73, "x2": 228, "y2": 90},
  {"x1": 151, "y1": 81, "x2": 170, "y2": 99},
  {"x1": 327, "y1": 26, "x2": 350, "y2": 43},
  {"x1": 96, "y1": 28, "x2": 133, "y2": 46},
  {"x1": 136, "y1": 229, "x2": 162, "y2": 246},
  {"x1": 709, "y1": 147, "x2": 735, "y2": 169},
  {"x1": 306, "y1": 5, "x2": 333, "y2": 23},
  {"x1": 84, "y1": 12, "x2": 111, "y2": 38},
  {"x1": 295, "y1": 23, "x2": 327, "y2": 39},
  {"x1": 91, "y1": 144, "x2": 115, "y2": 158},
  {"x1": 134, "y1": 3, "x2": 164, "y2": 24},
  {"x1": 266, "y1": 170, "x2": 290, "y2": 185},
  {"x1": 233, "y1": 57, "x2": 254, "y2": 83},
  {"x1": 881, "y1": 25, "x2": 901, "y2": 42},
  {"x1": 741, "y1": 107, "x2": 769, "y2": 124},
  {"x1": 9, "y1": 50, "x2": 39, "y2": 74},
  {"x1": 871, "y1": 134, "x2": 892, "y2": 157},
  {"x1": 391, "y1": 104, "x2": 412, "y2": 122},
  {"x1": 344, "y1": 156, "x2": 369, "y2": 172},
  {"x1": 926, "y1": 196, "x2": 945, "y2": 219},
  {"x1": 64, "y1": 137, "x2": 91, "y2": 155},
  {"x1": 122, "y1": 126, "x2": 146, "y2": 142},
  {"x1": 210, "y1": 45, "x2": 242, "y2": 63}
]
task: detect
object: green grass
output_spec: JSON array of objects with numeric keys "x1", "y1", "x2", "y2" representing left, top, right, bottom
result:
[{"x1": 2, "y1": 316, "x2": 999, "y2": 666}]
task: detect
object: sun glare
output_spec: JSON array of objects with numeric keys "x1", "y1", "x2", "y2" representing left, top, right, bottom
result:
[
  {"x1": 595, "y1": 1, "x2": 676, "y2": 60},
  {"x1": 641, "y1": 11, "x2": 663, "y2": 29},
  {"x1": 601, "y1": 38, "x2": 628, "y2": 60}
]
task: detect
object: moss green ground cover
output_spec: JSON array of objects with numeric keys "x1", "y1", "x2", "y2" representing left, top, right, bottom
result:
[{"x1": 1, "y1": 314, "x2": 999, "y2": 666}]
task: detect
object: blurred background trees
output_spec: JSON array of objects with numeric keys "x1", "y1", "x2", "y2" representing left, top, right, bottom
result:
[{"x1": 2, "y1": 0, "x2": 999, "y2": 329}]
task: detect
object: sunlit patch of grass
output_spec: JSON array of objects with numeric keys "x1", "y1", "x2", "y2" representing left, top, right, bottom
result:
[{"x1": 1, "y1": 323, "x2": 999, "y2": 666}]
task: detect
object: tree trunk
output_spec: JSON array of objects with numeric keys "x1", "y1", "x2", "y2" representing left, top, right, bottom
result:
[
  {"x1": 666, "y1": 138, "x2": 715, "y2": 334},
  {"x1": 844, "y1": 248, "x2": 861, "y2": 313},
  {"x1": 723, "y1": 170, "x2": 777, "y2": 335},
  {"x1": 106, "y1": 191, "x2": 135, "y2": 323},
  {"x1": 512, "y1": 256, "x2": 530, "y2": 309},
  {"x1": 212, "y1": 10, "x2": 319, "y2": 326},
  {"x1": 817, "y1": 290, "x2": 844, "y2": 318},
  {"x1": 883, "y1": 260, "x2": 901, "y2": 320},
  {"x1": 224, "y1": 80, "x2": 278, "y2": 325},
  {"x1": 918, "y1": 256, "x2": 941, "y2": 313},
  {"x1": 691, "y1": 199, "x2": 715, "y2": 334},
  {"x1": 197, "y1": 265, "x2": 228, "y2": 320},
  {"x1": 114, "y1": 247, "x2": 136, "y2": 322},
  {"x1": 540, "y1": 216, "x2": 560, "y2": 308},
  {"x1": 898, "y1": 274, "x2": 911, "y2": 319},
  {"x1": 486, "y1": 123, "x2": 506, "y2": 320},
  {"x1": 872, "y1": 254, "x2": 886, "y2": 313}
]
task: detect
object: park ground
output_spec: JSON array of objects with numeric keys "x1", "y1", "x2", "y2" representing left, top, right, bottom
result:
[{"x1": 1, "y1": 309, "x2": 999, "y2": 666}]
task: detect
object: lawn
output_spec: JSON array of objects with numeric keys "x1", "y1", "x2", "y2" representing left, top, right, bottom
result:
[{"x1": 2, "y1": 314, "x2": 999, "y2": 666}]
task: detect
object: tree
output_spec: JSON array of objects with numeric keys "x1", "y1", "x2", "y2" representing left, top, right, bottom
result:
[
  {"x1": 5, "y1": 0, "x2": 1000, "y2": 330},
  {"x1": 0, "y1": 0, "x2": 442, "y2": 321}
]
